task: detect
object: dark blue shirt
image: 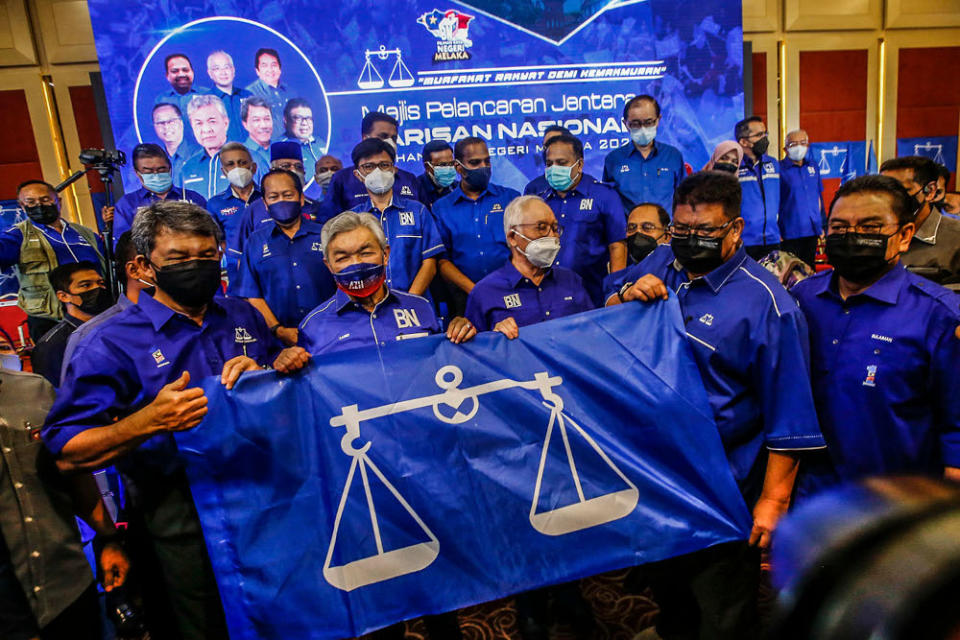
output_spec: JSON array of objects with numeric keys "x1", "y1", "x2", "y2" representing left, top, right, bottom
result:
[
  {"x1": 113, "y1": 186, "x2": 207, "y2": 247},
  {"x1": 42, "y1": 292, "x2": 280, "y2": 477},
  {"x1": 432, "y1": 183, "x2": 520, "y2": 284},
  {"x1": 170, "y1": 141, "x2": 200, "y2": 182},
  {"x1": 243, "y1": 137, "x2": 272, "y2": 180},
  {"x1": 536, "y1": 175, "x2": 627, "y2": 305},
  {"x1": 465, "y1": 261, "x2": 592, "y2": 331},
  {"x1": 350, "y1": 196, "x2": 444, "y2": 292},
  {"x1": 606, "y1": 245, "x2": 825, "y2": 503},
  {"x1": 0, "y1": 220, "x2": 104, "y2": 271},
  {"x1": 417, "y1": 172, "x2": 457, "y2": 209},
  {"x1": 602, "y1": 140, "x2": 685, "y2": 211},
  {"x1": 791, "y1": 266, "x2": 960, "y2": 485},
  {"x1": 299, "y1": 288, "x2": 439, "y2": 355},
  {"x1": 234, "y1": 198, "x2": 328, "y2": 254},
  {"x1": 154, "y1": 86, "x2": 207, "y2": 115},
  {"x1": 206, "y1": 188, "x2": 262, "y2": 285},
  {"x1": 233, "y1": 219, "x2": 335, "y2": 327},
  {"x1": 245, "y1": 78, "x2": 291, "y2": 138},
  {"x1": 738, "y1": 154, "x2": 781, "y2": 247},
  {"x1": 322, "y1": 166, "x2": 421, "y2": 218},
  {"x1": 779, "y1": 159, "x2": 824, "y2": 240},
  {"x1": 209, "y1": 85, "x2": 252, "y2": 144},
  {"x1": 60, "y1": 294, "x2": 134, "y2": 383},
  {"x1": 180, "y1": 151, "x2": 230, "y2": 200},
  {"x1": 523, "y1": 175, "x2": 549, "y2": 195}
]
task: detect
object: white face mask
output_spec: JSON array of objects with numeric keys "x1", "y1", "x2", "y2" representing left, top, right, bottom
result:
[
  {"x1": 227, "y1": 167, "x2": 253, "y2": 189},
  {"x1": 363, "y1": 168, "x2": 395, "y2": 195},
  {"x1": 786, "y1": 144, "x2": 809, "y2": 162},
  {"x1": 514, "y1": 230, "x2": 561, "y2": 269},
  {"x1": 382, "y1": 138, "x2": 398, "y2": 152},
  {"x1": 316, "y1": 171, "x2": 334, "y2": 188}
]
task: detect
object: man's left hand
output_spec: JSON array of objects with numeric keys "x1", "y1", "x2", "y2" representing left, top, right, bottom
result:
[
  {"x1": 446, "y1": 317, "x2": 477, "y2": 344},
  {"x1": 99, "y1": 541, "x2": 129, "y2": 592},
  {"x1": 220, "y1": 356, "x2": 261, "y2": 390},
  {"x1": 749, "y1": 496, "x2": 790, "y2": 549}
]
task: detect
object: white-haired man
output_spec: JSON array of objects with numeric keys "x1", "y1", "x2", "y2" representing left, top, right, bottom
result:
[
  {"x1": 206, "y1": 50, "x2": 251, "y2": 144},
  {"x1": 180, "y1": 93, "x2": 232, "y2": 198}
]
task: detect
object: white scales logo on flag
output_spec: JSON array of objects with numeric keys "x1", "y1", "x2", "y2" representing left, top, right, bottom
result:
[{"x1": 323, "y1": 365, "x2": 639, "y2": 592}]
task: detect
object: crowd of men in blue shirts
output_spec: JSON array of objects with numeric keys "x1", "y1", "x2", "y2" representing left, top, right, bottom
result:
[{"x1": 1, "y1": 92, "x2": 960, "y2": 640}]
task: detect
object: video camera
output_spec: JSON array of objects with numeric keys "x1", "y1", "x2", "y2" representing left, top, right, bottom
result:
[{"x1": 79, "y1": 148, "x2": 126, "y2": 171}]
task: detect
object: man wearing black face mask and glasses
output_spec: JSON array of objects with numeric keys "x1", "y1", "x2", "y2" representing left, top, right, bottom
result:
[
  {"x1": 735, "y1": 116, "x2": 782, "y2": 260},
  {"x1": 0, "y1": 181, "x2": 105, "y2": 341},
  {"x1": 791, "y1": 174, "x2": 960, "y2": 497},
  {"x1": 42, "y1": 200, "x2": 280, "y2": 640},
  {"x1": 880, "y1": 155, "x2": 960, "y2": 290},
  {"x1": 31, "y1": 261, "x2": 111, "y2": 387},
  {"x1": 605, "y1": 171, "x2": 824, "y2": 640}
]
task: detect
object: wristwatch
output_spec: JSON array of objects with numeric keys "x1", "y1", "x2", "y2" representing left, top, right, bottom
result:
[
  {"x1": 269, "y1": 323, "x2": 282, "y2": 336},
  {"x1": 618, "y1": 281, "x2": 634, "y2": 303}
]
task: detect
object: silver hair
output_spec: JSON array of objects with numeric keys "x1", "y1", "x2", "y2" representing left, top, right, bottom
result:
[
  {"x1": 186, "y1": 93, "x2": 227, "y2": 119},
  {"x1": 218, "y1": 141, "x2": 251, "y2": 160},
  {"x1": 132, "y1": 200, "x2": 223, "y2": 259},
  {"x1": 207, "y1": 50, "x2": 234, "y2": 67},
  {"x1": 320, "y1": 211, "x2": 388, "y2": 260},
  {"x1": 503, "y1": 195, "x2": 546, "y2": 237}
]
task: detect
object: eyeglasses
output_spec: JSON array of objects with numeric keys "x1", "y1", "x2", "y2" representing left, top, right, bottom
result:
[
  {"x1": 290, "y1": 115, "x2": 313, "y2": 124},
  {"x1": 427, "y1": 161, "x2": 456, "y2": 169},
  {"x1": 668, "y1": 219, "x2": 735, "y2": 238},
  {"x1": 784, "y1": 140, "x2": 808, "y2": 148},
  {"x1": 209, "y1": 65, "x2": 233, "y2": 72},
  {"x1": 627, "y1": 222, "x2": 665, "y2": 234},
  {"x1": 745, "y1": 130, "x2": 768, "y2": 140},
  {"x1": 359, "y1": 161, "x2": 394, "y2": 173},
  {"x1": 513, "y1": 222, "x2": 563, "y2": 237},
  {"x1": 275, "y1": 162, "x2": 305, "y2": 173},
  {"x1": 20, "y1": 196, "x2": 56, "y2": 207},
  {"x1": 626, "y1": 118, "x2": 658, "y2": 129},
  {"x1": 827, "y1": 222, "x2": 899, "y2": 235},
  {"x1": 153, "y1": 118, "x2": 180, "y2": 128}
]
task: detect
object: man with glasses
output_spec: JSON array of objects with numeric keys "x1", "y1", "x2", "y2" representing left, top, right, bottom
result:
[
  {"x1": 348, "y1": 138, "x2": 443, "y2": 296},
  {"x1": 779, "y1": 129, "x2": 824, "y2": 267},
  {"x1": 606, "y1": 170, "x2": 823, "y2": 640},
  {"x1": 602, "y1": 94, "x2": 685, "y2": 211},
  {"x1": 434, "y1": 137, "x2": 521, "y2": 316},
  {"x1": 206, "y1": 50, "x2": 251, "y2": 144},
  {"x1": 881, "y1": 155, "x2": 960, "y2": 289},
  {"x1": 534, "y1": 133, "x2": 626, "y2": 305},
  {"x1": 418, "y1": 140, "x2": 458, "y2": 208},
  {"x1": 465, "y1": 194, "x2": 591, "y2": 337},
  {"x1": 735, "y1": 116, "x2": 782, "y2": 259},
  {"x1": 792, "y1": 175, "x2": 960, "y2": 497},
  {"x1": 151, "y1": 103, "x2": 197, "y2": 181},
  {"x1": 282, "y1": 99, "x2": 325, "y2": 187}
]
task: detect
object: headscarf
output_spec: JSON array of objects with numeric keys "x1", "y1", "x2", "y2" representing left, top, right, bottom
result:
[{"x1": 703, "y1": 141, "x2": 743, "y2": 171}]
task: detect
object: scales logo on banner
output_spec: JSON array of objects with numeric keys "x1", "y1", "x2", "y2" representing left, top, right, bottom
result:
[
  {"x1": 417, "y1": 8, "x2": 475, "y2": 63},
  {"x1": 896, "y1": 136, "x2": 958, "y2": 172},
  {"x1": 323, "y1": 364, "x2": 638, "y2": 591}
]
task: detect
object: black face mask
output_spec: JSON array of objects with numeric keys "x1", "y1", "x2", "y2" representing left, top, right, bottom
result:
[
  {"x1": 671, "y1": 233, "x2": 727, "y2": 274},
  {"x1": 627, "y1": 233, "x2": 658, "y2": 263},
  {"x1": 25, "y1": 204, "x2": 59, "y2": 225},
  {"x1": 74, "y1": 287, "x2": 113, "y2": 316},
  {"x1": 713, "y1": 161, "x2": 739, "y2": 174},
  {"x1": 752, "y1": 136, "x2": 770, "y2": 157},
  {"x1": 150, "y1": 259, "x2": 222, "y2": 309},
  {"x1": 825, "y1": 232, "x2": 897, "y2": 284}
]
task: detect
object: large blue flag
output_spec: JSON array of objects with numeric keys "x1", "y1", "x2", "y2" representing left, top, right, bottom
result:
[{"x1": 177, "y1": 300, "x2": 751, "y2": 639}]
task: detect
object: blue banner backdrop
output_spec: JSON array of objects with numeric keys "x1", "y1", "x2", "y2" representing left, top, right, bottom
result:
[
  {"x1": 87, "y1": 0, "x2": 744, "y2": 193},
  {"x1": 177, "y1": 301, "x2": 751, "y2": 639}
]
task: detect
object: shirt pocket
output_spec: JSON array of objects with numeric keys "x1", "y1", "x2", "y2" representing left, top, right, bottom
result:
[{"x1": 567, "y1": 208, "x2": 602, "y2": 247}]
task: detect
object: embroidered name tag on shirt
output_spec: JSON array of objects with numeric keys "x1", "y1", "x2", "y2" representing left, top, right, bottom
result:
[{"x1": 871, "y1": 333, "x2": 893, "y2": 343}]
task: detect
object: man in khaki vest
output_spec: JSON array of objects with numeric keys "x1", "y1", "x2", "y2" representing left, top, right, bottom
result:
[{"x1": 0, "y1": 181, "x2": 105, "y2": 341}]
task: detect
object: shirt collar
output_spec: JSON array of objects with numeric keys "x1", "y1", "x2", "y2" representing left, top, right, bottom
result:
[
  {"x1": 499, "y1": 260, "x2": 554, "y2": 288},
  {"x1": 137, "y1": 185, "x2": 183, "y2": 201},
  {"x1": 671, "y1": 245, "x2": 748, "y2": 293},
  {"x1": 334, "y1": 286, "x2": 396, "y2": 315},
  {"x1": 453, "y1": 184, "x2": 494, "y2": 203},
  {"x1": 913, "y1": 208, "x2": 942, "y2": 245},
  {"x1": 244, "y1": 136, "x2": 269, "y2": 151},
  {"x1": 137, "y1": 290, "x2": 226, "y2": 331},
  {"x1": 816, "y1": 263, "x2": 908, "y2": 306},
  {"x1": 63, "y1": 313, "x2": 85, "y2": 329},
  {"x1": 627, "y1": 140, "x2": 660, "y2": 158}
]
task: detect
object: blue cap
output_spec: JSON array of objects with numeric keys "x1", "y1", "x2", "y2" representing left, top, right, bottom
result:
[{"x1": 270, "y1": 141, "x2": 302, "y2": 163}]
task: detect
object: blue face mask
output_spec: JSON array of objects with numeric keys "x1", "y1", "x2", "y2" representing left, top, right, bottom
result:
[
  {"x1": 267, "y1": 200, "x2": 302, "y2": 225},
  {"x1": 461, "y1": 166, "x2": 492, "y2": 191},
  {"x1": 140, "y1": 172, "x2": 173, "y2": 193},
  {"x1": 545, "y1": 162, "x2": 580, "y2": 192},
  {"x1": 333, "y1": 262, "x2": 386, "y2": 298},
  {"x1": 432, "y1": 165, "x2": 458, "y2": 188}
]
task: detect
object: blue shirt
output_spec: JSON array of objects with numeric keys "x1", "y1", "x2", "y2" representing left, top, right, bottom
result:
[
  {"x1": 60, "y1": 294, "x2": 134, "y2": 383},
  {"x1": 113, "y1": 186, "x2": 207, "y2": 246},
  {"x1": 281, "y1": 135, "x2": 326, "y2": 179},
  {"x1": 170, "y1": 141, "x2": 200, "y2": 182},
  {"x1": 465, "y1": 261, "x2": 592, "y2": 331},
  {"x1": 417, "y1": 173, "x2": 457, "y2": 209},
  {"x1": 234, "y1": 198, "x2": 329, "y2": 254},
  {"x1": 602, "y1": 140, "x2": 685, "y2": 211},
  {"x1": 210, "y1": 85, "x2": 252, "y2": 144},
  {"x1": 432, "y1": 183, "x2": 520, "y2": 284},
  {"x1": 523, "y1": 175, "x2": 549, "y2": 195},
  {"x1": 206, "y1": 188, "x2": 262, "y2": 285},
  {"x1": 350, "y1": 196, "x2": 444, "y2": 292},
  {"x1": 606, "y1": 245, "x2": 825, "y2": 504},
  {"x1": 42, "y1": 292, "x2": 280, "y2": 477},
  {"x1": 245, "y1": 78, "x2": 291, "y2": 139},
  {"x1": 322, "y1": 166, "x2": 421, "y2": 218},
  {"x1": 299, "y1": 288, "x2": 439, "y2": 355},
  {"x1": 536, "y1": 174, "x2": 627, "y2": 305},
  {"x1": 791, "y1": 266, "x2": 960, "y2": 485},
  {"x1": 0, "y1": 220, "x2": 104, "y2": 271},
  {"x1": 154, "y1": 86, "x2": 207, "y2": 114},
  {"x1": 779, "y1": 159, "x2": 824, "y2": 240},
  {"x1": 738, "y1": 154, "x2": 781, "y2": 247},
  {"x1": 233, "y1": 219, "x2": 335, "y2": 327},
  {"x1": 180, "y1": 151, "x2": 230, "y2": 200},
  {"x1": 243, "y1": 137, "x2": 272, "y2": 180}
]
